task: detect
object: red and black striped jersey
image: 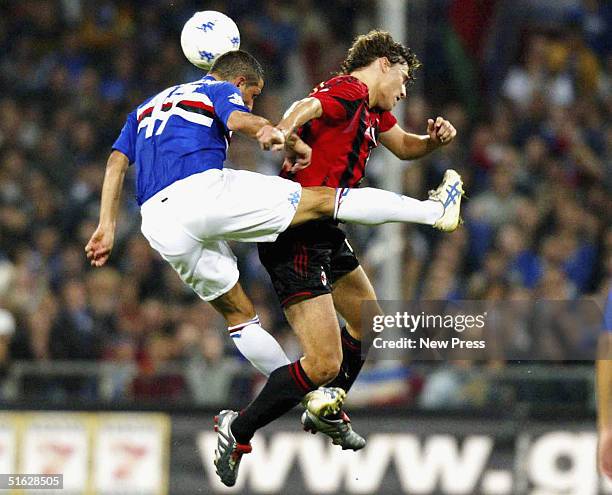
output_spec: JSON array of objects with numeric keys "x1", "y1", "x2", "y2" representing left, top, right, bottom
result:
[{"x1": 282, "y1": 75, "x2": 397, "y2": 188}]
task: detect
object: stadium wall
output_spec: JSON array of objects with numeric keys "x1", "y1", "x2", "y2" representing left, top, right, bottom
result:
[{"x1": 0, "y1": 410, "x2": 606, "y2": 494}]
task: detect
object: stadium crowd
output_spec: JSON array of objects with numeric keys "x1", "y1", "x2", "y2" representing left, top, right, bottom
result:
[{"x1": 0, "y1": 0, "x2": 609, "y2": 407}]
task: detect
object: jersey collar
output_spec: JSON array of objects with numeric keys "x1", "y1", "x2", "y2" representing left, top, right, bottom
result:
[
  {"x1": 344, "y1": 75, "x2": 371, "y2": 109},
  {"x1": 345, "y1": 75, "x2": 368, "y2": 91}
]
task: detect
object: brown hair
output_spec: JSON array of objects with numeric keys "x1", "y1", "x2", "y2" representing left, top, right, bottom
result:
[
  {"x1": 340, "y1": 30, "x2": 421, "y2": 84},
  {"x1": 209, "y1": 50, "x2": 264, "y2": 85}
]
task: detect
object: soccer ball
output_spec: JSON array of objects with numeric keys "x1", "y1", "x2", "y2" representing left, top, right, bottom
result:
[{"x1": 180, "y1": 11, "x2": 240, "y2": 70}]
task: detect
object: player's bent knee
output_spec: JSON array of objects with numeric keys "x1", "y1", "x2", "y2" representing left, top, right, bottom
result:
[
  {"x1": 308, "y1": 367, "x2": 340, "y2": 386},
  {"x1": 303, "y1": 354, "x2": 342, "y2": 385},
  {"x1": 291, "y1": 187, "x2": 335, "y2": 226},
  {"x1": 313, "y1": 187, "x2": 336, "y2": 216},
  {"x1": 320, "y1": 362, "x2": 342, "y2": 385}
]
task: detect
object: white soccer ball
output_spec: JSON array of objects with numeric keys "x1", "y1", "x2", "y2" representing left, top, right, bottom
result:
[{"x1": 180, "y1": 11, "x2": 240, "y2": 70}]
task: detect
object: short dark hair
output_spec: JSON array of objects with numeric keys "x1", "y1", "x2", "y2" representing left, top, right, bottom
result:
[
  {"x1": 340, "y1": 30, "x2": 421, "y2": 84},
  {"x1": 209, "y1": 50, "x2": 264, "y2": 85}
]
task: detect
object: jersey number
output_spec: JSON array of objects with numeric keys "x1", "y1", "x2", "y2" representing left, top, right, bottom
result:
[{"x1": 138, "y1": 82, "x2": 213, "y2": 138}]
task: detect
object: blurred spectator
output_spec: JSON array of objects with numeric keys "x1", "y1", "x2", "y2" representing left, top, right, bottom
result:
[
  {"x1": 101, "y1": 336, "x2": 137, "y2": 400},
  {"x1": 182, "y1": 324, "x2": 241, "y2": 405},
  {"x1": 497, "y1": 223, "x2": 541, "y2": 288},
  {"x1": 52, "y1": 279, "x2": 107, "y2": 359},
  {"x1": 241, "y1": 0, "x2": 298, "y2": 87},
  {"x1": 475, "y1": 161, "x2": 522, "y2": 226},
  {"x1": 132, "y1": 333, "x2": 185, "y2": 401},
  {"x1": 503, "y1": 35, "x2": 575, "y2": 110},
  {"x1": 419, "y1": 361, "x2": 497, "y2": 409},
  {"x1": 0, "y1": 308, "x2": 15, "y2": 370}
]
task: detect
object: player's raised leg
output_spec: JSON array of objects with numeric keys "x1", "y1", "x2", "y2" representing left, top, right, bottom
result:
[
  {"x1": 174, "y1": 167, "x2": 462, "y2": 248},
  {"x1": 291, "y1": 169, "x2": 464, "y2": 232},
  {"x1": 289, "y1": 187, "x2": 336, "y2": 225}
]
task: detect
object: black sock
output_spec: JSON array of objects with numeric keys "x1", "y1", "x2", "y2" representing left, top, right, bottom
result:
[
  {"x1": 327, "y1": 327, "x2": 366, "y2": 393},
  {"x1": 231, "y1": 360, "x2": 315, "y2": 444}
]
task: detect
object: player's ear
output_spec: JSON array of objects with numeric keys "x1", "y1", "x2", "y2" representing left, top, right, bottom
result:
[
  {"x1": 380, "y1": 57, "x2": 391, "y2": 73},
  {"x1": 233, "y1": 75, "x2": 248, "y2": 89}
]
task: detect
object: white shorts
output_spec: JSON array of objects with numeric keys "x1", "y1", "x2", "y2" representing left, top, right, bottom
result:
[{"x1": 140, "y1": 168, "x2": 302, "y2": 301}]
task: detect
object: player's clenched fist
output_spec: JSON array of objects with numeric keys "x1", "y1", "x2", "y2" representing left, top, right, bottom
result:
[
  {"x1": 85, "y1": 225, "x2": 114, "y2": 267},
  {"x1": 427, "y1": 116, "x2": 456, "y2": 146},
  {"x1": 282, "y1": 135, "x2": 312, "y2": 173},
  {"x1": 257, "y1": 125, "x2": 285, "y2": 151}
]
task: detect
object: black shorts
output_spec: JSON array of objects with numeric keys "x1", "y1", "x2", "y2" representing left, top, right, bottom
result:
[{"x1": 258, "y1": 220, "x2": 360, "y2": 306}]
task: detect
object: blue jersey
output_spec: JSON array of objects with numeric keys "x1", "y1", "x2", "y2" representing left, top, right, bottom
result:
[{"x1": 112, "y1": 75, "x2": 250, "y2": 205}]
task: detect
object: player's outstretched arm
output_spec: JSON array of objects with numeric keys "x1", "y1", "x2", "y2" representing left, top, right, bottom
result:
[
  {"x1": 257, "y1": 97, "x2": 323, "y2": 150},
  {"x1": 85, "y1": 150, "x2": 129, "y2": 267},
  {"x1": 226, "y1": 111, "x2": 274, "y2": 140},
  {"x1": 226, "y1": 111, "x2": 289, "y2": 152},
  {"x1": 379, "y1": 117, "x2": 456, "y2": 160},
  {"x1": 277, "y1": 97, "x2": 322, "y2": 138}
]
